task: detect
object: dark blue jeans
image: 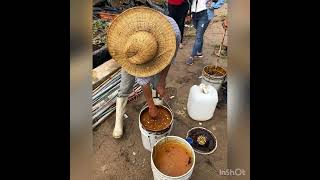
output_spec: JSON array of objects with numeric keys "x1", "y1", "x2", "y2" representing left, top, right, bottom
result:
[
  {"x1": 168, "y1": 1, "x2": 189, "y2": 43},
  {"x1": 191, "y1": 10, "x2": 210, "y2": 57}
]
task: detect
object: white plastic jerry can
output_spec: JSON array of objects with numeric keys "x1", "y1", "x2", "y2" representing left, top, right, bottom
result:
[{"x1": 187, "y1": 83, "x2": 218, "y2": 121}]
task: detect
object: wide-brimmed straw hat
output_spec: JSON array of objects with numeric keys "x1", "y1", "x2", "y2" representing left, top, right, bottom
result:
[{"x1": 107, "y1": 7, "x2": 176, "y2": 77}]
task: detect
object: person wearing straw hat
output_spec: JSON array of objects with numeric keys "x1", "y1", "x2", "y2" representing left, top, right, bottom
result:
[{"x1": 107, "y1": 7, "x2": 181, "y2": 138}]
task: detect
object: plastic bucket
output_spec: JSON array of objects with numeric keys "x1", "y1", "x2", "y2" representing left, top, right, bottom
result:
[
  {"x1": 186, "y1": 127, "x2": 218, "y2": 155},
  {"x1": 201, "y1": 65, "x2": 227, "y2": 91},
  {"x1": 151, "y1": 136, "x2": 195, "y2": 180},
  {"x1": 139, "y1": 104, "x2": 174, "y2": 152}
]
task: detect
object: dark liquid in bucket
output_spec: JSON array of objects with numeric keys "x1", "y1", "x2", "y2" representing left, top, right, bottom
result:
[
  {"x1": 153, "y1": 142, "x2": 192, "y2": 177},
  {"x1": 141, "y1": 106, "x2": 171, "y2": 131},
  {"x1": 188, "y1": 128, "x2": 216, "y2": 153}
]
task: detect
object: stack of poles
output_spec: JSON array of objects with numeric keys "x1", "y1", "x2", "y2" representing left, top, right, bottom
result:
[{"x1": 92, "y1": 69, "x2": 142, "y2": 129}]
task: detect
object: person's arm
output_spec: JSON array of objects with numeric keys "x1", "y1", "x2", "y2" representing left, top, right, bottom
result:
[
  {"x1": 213, "y1": 0, "x2": 224, "y2": 9},
  {"x1": 136, "y1": 77, "x2": 159, "y2": 118},
  {"x1": 209, "y1": 0, "x2": 224, "y2": 10},
  {"x1": 142, "y1": 83, "x2": 158, "y2": 118},
  {"x1": 156, "y1": 64, "x2": 171, "y2": 100}
]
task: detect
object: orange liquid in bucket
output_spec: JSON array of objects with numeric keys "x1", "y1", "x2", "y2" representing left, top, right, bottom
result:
[
  {"x1": 140, "y1": 106, "x2": 172, "y2": 132},
  {"x1": 153, "y1": 142, "x2": 193, "y2": 177}
]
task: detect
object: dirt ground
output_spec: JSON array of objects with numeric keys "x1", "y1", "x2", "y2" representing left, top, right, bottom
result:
[{"x1": 93, "y1": 4, "x2": 228, "y2": 180}]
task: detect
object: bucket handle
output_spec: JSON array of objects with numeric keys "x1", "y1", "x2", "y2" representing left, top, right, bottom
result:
[
  {"x1": 186, "y1": 137, "x2": 193, "y2": 145},
  {"x1": 141, "y1": 96, "x2": 172, "y2": 112},
  {"x1": 156, "y1": 92, "x2": 172, "y2": 111}
]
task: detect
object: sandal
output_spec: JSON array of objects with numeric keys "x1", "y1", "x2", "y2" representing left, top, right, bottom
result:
[{"x1": 186, "y1": 57, "x2": 194, "y2": 65}]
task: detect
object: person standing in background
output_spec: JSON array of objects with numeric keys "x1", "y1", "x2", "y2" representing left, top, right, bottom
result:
[
  {"x1": 168, "y1": 0, "x2": 190, "y2": 49},
  {"x1": 107, "y1": 7, "x2": 181, "y2": 139},
  {"x1": 186, "y1": 0, "x2": 224, "y2": 65}
]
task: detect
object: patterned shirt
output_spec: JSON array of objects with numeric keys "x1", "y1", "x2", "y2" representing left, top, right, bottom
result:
[{"x1": 135, "y1": 15, "x2": 181, "y2": 86}]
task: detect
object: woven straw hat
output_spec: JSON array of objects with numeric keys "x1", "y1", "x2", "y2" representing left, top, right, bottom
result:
[{"x1": 107, "y1": 7, "x2": 176, "y2": 77}]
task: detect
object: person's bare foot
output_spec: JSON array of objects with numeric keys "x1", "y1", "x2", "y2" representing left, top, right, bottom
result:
[{"x1": 179, "y1": 43, "x2": 183, "y2": 49}]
